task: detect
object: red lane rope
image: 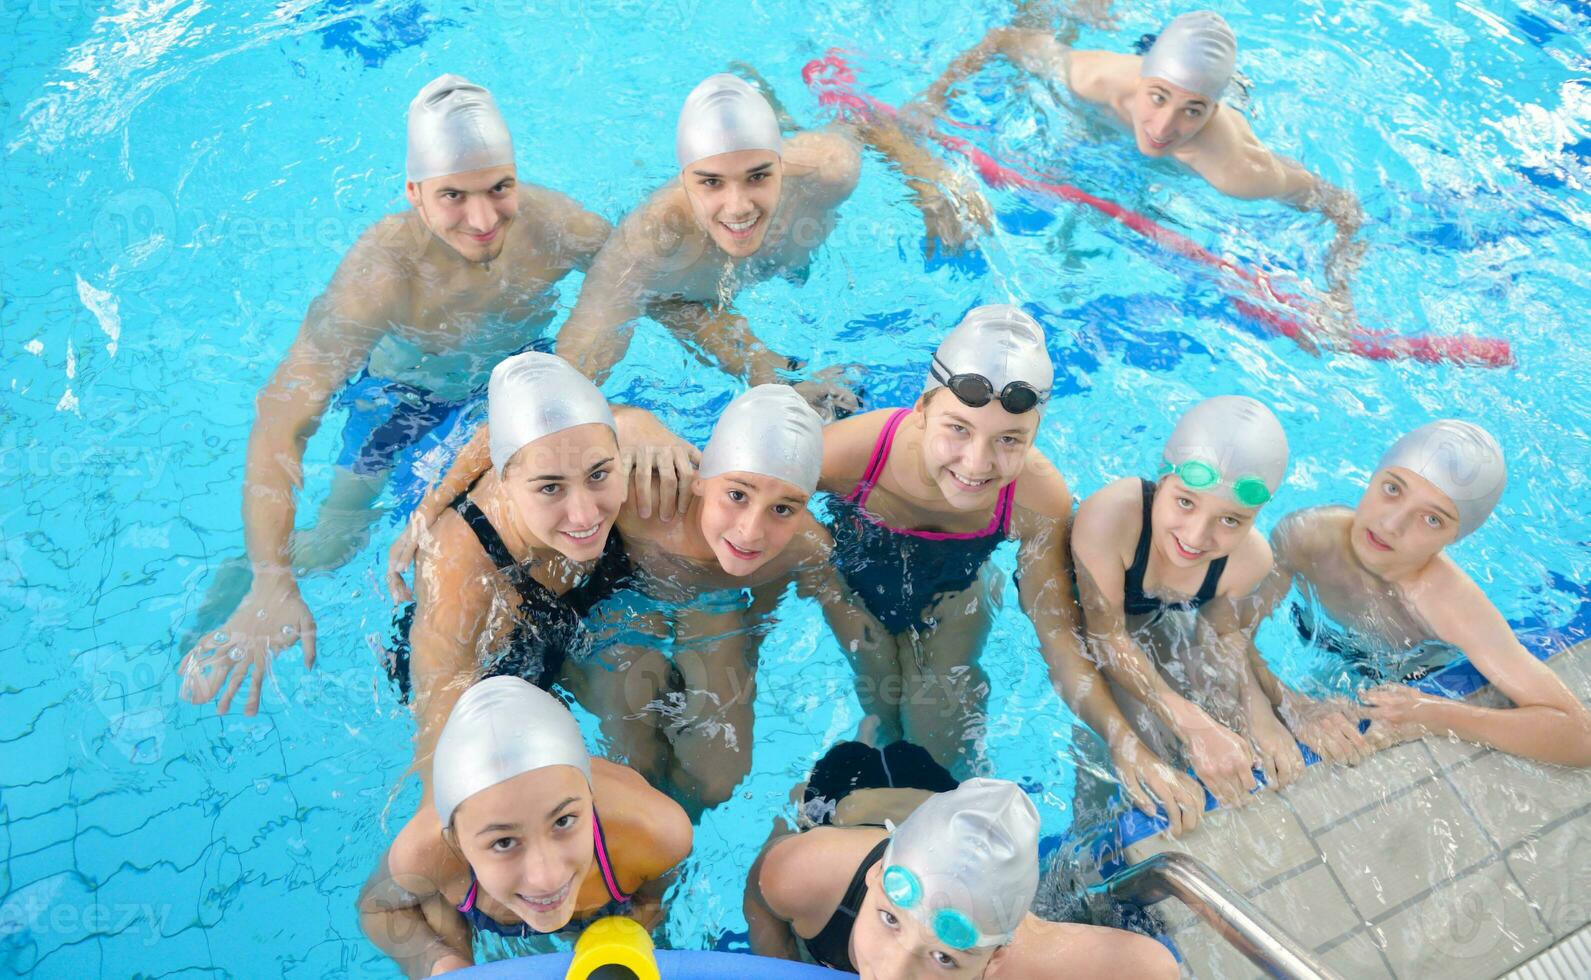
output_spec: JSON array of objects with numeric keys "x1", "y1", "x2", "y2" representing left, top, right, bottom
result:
[{"x1": 801, "y1": 51, "x2": 1513, "y2": 369}]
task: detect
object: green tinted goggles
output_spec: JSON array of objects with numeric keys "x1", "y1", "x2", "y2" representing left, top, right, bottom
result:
[
  {"x1": 1159, "y1": 459, "x2": 1273, "y2": 507},
  {"x1": 881, "y1": 864, "x2": 989, "y2": 951}
]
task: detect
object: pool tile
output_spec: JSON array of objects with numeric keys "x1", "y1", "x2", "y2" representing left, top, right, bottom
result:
[
  {"x1": 1247, "y1": 863, "x2": 1362, "y2": 950},
  {"x1": 1503, "y1": 816, "x2": 1591, "y2": 938},
  {"x1": 1375, "y1": 859, "x2": 1552, "y2": 978},
  {"x1": 1313, "y1": 777, "x2": 1495, "y2": 916},
  {"x1": 1170, "y1": 920, "x2": 1264, "y2": 980},
  {"x1": 1124, "y1": 792, "x2": 1318, "y2": 895},
  {"x1": 1280, "y1": 739, "x2": 1441, "y2": 834},
  {"x1": 1317, "y1": 930, "x2": 1394, "y2": 979},
  {"x1": 1443, "y1": 751, "x2": 1591, "y2": 849}
]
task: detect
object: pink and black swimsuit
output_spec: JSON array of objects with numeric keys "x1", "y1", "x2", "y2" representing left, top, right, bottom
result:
[
  {"x1": 828, "y1": 409, "x2": 1017, "y2": 634},
  {"x1": 454, "y1": 808, "x2": 632, "y2": 939}
]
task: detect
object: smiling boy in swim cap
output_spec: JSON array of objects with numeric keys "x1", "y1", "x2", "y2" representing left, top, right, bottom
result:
[
  {"x1": 552, "y1": 69, "x2": 991, "y2": 405},
  {"x1": 1244, "y1": 421, "x2": 1591, "y2": 767},
  {"x1": 1072, "y1": 396, "x2": 1308, "y2": 811},
  {"x1": 918, "y1": 10, "x2": 1365, "y2": 306},
  {"x1": 179, "y1": 74, "x2": 648, "y2": 719}
]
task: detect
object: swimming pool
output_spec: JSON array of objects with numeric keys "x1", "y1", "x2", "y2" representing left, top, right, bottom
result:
[{"x1": 2, "y1": 0, "x2": 1588, "y2": 974}]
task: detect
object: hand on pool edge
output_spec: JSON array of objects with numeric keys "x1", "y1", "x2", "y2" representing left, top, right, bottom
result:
[
  {"x1": 178, "y1": 576, "x2": 316, "y2": 716},
  {"x1": 1110, "y1": 737, "x2": 1204, "y2": 838}
]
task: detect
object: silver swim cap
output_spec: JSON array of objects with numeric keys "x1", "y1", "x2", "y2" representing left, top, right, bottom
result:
[
  {"x1": 1162, "y1": 395, "x2": 1289, "y2": 506},
  {"x1": 880, "y1": 779, "x2": 1039, "y2": 948},
  {"x1": 698, "y1": 385, "x2": 824, "y2": 496},
  {"x1": 432, "y1": 676, "x2": 592, "y2": 829},
  {"x1": 924, "y1": 304, "x2": 1054, "y2": 411},
  {"x1": 1377, "y1": 420, "x2": 1506, "y2": 538},
  {"x1": 406, "y1": 74, "x2": 515, "y2": 184},
  {"x1": 1140, "y1": 11, "x2": 1237, "y2": 101},
  {"x1": 675, "y1": 73, "x2": 782, "y2": 171},
  {"x1": 488, "y1": 352, "x2": 616, "y2": 475}
]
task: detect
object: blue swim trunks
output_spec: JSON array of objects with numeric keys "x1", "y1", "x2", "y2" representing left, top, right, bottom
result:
[{"x1": 334, "y1": 338, "x2": 554, "y2": 512}]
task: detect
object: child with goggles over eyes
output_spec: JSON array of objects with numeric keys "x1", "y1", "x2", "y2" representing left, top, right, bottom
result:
[
  {"x1": 1070, "y1": 396, "x2": 1305, "y2": 824},
  {"x1": 745, "y1": 770, "x2": 1177, "y2": 978},
  {"x1": 817, "y1": 305, "x2": 1207, "y2": 828}
]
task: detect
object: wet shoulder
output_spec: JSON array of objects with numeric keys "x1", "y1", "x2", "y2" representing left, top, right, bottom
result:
[
  {"x1": 1012, "y1": 448, "x2": 1074, "y2": 521},
  {"x1": 1220, "y1": 527, "x2": 1275, "y2": 595},
  {"x1": 785, "y1": 129, "x2": 861, "y2": 206},
  {"x1": 592, "y1": 759, "x2": 692, "y2": 881},
  {"x1": 760, "y1": 825, "x2": 886, "y2": 930},
  {"x1": 819, "y1": 408, "x2": 900, "y2": 493},
  {"x1": 1272, "y1": 506, "x2": 1351, "y2": 565},
  {"x1": 513, "y1": 183, "x2": 612, "y2": 259},
  {"x1": 1068, "y1": 49, "x2": 1136, "y2": 103},
  {"x1": 388, "y1": 805, "x2": 466, "y2": 900}
]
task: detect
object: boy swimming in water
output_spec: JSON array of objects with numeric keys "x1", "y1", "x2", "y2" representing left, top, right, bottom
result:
[
  {"x1": 180, "y1": 75, "x2": 629, "y2": 717},
  {"x1": 1247, "y1": 420, "x2": 1591, "y2": 767},
  {"x1": 1071, "y1": 396, "x2": 1302, "y2": 813},
  {"x1": 916, "y1": 10, "x2": 1364, "y2": 310},
  {"x1": 555, "y1": 70, "x2": 992, "y2": 395}
]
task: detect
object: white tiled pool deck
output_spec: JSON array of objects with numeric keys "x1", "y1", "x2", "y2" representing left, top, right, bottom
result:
[{"x1": 1126, "y1": 640, "x2": 1591, "y2": 979}]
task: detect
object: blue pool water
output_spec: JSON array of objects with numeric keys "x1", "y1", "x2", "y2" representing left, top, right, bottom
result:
[{"x1": 3, "y1": 0, "x2": 1589, "y2": 975}]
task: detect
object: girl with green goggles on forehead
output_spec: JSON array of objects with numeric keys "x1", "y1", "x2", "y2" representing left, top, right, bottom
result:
[
  {"x1": 745, "y1": 765, "x2": 1177, "y2": 979},
  {"x1": 1070, "y1": 395, "x2": 1306, "y2": 828}
]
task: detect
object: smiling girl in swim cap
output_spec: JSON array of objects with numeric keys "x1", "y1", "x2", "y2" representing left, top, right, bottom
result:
[
  {"x1": 747, "y1": 776, "x2": 1178, "y2": 978},
  {"x1": 395, "y1": 352, "x2": 640, "y2": 779},
  {"x1": 1243, "y1": 421, "x2": 1591, "y2": 768},
  {"x1": 1071, "y1": 395, "x2": 1304, "y2": 812},
  {"x1": 358, "y1": 676, "x2": 691, "y2": 973},
  {"x1": 816, "y1": 305, "x2": 1207, "y2": 831}
]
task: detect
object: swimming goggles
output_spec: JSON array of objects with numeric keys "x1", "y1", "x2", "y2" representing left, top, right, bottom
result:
[
  {"x1": 880, "y1": 864, "x2": 997, "y2": 951},
  {"x1": 1159, "y1": 459, "x2": 1272, "y2": 507},
  {"x1": 930, "y1": 356, "x2": 1049, "y2": 415}
]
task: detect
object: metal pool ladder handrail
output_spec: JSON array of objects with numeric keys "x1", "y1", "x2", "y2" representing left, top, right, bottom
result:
[{"x1": 1091, "y1": 852, "x2": 1343, "y2": 980}]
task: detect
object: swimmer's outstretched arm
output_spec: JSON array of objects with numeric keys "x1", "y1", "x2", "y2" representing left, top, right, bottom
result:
[
  {"x1": 180, "y1": 240, "x2": 399, "y2": 715},
  {"x1": 1197, "y1": 585, "x2": 1308, "y2": 789},
  {"x1": 1245, "y1": 515, "x2": 1374, "y2": 764},
  {"x1": 406, "y1": 534, "x2": 502, "y2": 791},
  {"x1": 914, "y1": 27, "x2": 1073, "y2": 116},
  {"x1": 555, "y1": 198, "x2": 789, "y2": 387},
  {"x1": 1203, "y1": 147, "x2": 1365, "y2": 312},
  {"x1": 1365, "y1": 581, "x2": 1591, "y2": 767},
  {"x1": 839, "y1": 115, "x2": 993, "y2": 254},
  {"x1": 1011, "y1": 472, "x2": 1207, "y2": 834}
]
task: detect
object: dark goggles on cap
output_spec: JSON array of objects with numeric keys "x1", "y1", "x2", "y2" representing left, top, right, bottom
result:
[{"x1": 930, "y1": 356, "x2": 1050, "y2": 415}]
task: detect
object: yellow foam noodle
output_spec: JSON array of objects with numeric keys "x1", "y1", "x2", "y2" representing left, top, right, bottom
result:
[{"x1": 564, "y1": 916, "x2": 660, "y2": 980}]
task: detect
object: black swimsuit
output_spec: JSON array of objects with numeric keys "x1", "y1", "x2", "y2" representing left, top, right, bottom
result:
[
  {"x1": 384, "y1": 492, "x2": 632, "y2": 700},
  {"x1": 1123, "y1": 478, "x2": 1227, "y2": 619},
  {"x1": 802, "y1": 838, "x2": 890, "y2": 973}
]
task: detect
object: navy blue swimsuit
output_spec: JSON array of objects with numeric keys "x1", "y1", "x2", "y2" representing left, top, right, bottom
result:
[{"x1": 830, "y1": 410, "x2": 1016, "y2": 634}]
